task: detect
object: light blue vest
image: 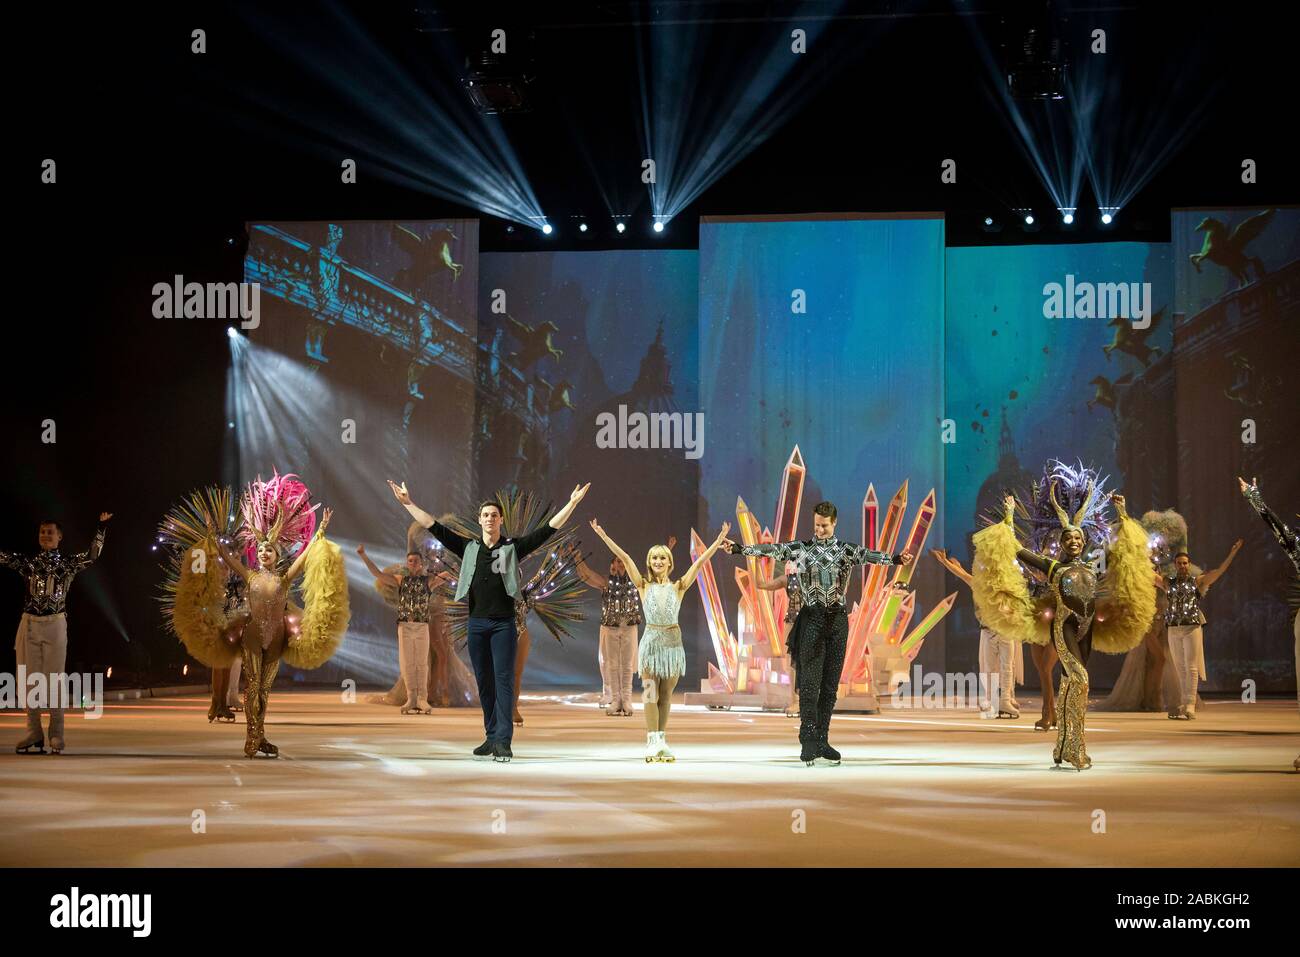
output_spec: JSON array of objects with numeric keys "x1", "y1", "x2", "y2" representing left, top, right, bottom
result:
[{"x1": 455, "y1": 539, "x2": 521, "y2": 603}]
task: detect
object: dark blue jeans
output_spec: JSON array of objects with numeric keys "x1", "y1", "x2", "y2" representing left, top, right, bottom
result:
[{"x1": 467, "y1": 616, "x2": 518, "y2": 745}]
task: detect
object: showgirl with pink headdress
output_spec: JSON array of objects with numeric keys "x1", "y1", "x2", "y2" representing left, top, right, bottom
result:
[{"x1": 164, "y1": 470, "x2": 349, "y2": 758}]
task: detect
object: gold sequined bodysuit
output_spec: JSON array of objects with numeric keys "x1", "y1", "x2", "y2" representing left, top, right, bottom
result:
[{"x1": 1048, "y1": 560, "x2": 1095, "y2": 770}]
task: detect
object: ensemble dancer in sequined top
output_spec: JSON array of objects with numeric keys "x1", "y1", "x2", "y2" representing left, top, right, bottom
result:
[
  {"x1": 4, "y1": 512, "x2": 111, "y2": 754},
  {"x1": 588, "y1": 518, "x2": 731, "y2": 762},
  {"x1": 578, "y1": 554, "x2": 643, "y2": 717},
  {"x1": 359, "y1": 544, "x2": 449, "y2": 714},
  {"x1": 930, "y1": 549, "x2": 1024, "y2": 719},
  {"x1": 1155, "y1": 540, "x2": 1241, "y2": 720},
  {"x1": 1238, "y1": 476, "x2": 1300, "y2": 770},
  {"x1": 722, "y1": 501, "x2": 913, "y2": 766},
  {"x1": 972, "y1": 478, "x2": 1153, "y2": 770},
  {"x1": 389, "y1": 479, "x2": 590, "y2": 763},
  {"x1": 756, "y1": 562, "x2": 803, "y2": 717}
]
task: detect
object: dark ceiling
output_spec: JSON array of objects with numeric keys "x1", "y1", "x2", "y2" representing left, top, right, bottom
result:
[{"x1": 20, "y1": 0, "x2": 1298, "y2": 254}]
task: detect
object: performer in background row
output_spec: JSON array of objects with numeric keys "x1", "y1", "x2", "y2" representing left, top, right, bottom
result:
[
  {"x1": 756, "y1": 561, "x2": 803, "y2": 717},
  {"x1": 577, "y1": 553, "x2": 642, "y2": 717},
  {"x1": 389, "y1": 479, "x2": 590, "y2": 763},
  {"x1": 1157, "y1": 540, "x2": 1241, "y2": 720},
  {"x1": 588, "y1": 518, "x2": 731, "y2": 762},
  {"x1": 358, "y1": 544, "x2": 447, "y2": 714},
  {"x1": 1238, "y1": 476, "x2": 1300, "y2": 771},
  {"x1": 3, "y1": 512, "x2": 111, "y2": 754},
  {"x1": 930, "y1": 549, "x2": 1022, "y2": 719},
  {"x1": 722, "y1": 501, "x2": 913, "y2": 767}
]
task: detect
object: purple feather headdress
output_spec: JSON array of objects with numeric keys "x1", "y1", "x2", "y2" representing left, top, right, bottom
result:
[
  {"x1": 1026, "y1": 459, "x2": 1112, "y2": 555},
  {"x1": 237, "y1": 470, "x2": 318, "y2": 564}
]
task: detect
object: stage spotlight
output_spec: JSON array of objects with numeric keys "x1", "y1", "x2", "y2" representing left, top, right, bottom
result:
[
  {"x1": 226, "y1": 326, "x2": 239, "y2": 338},
  {"x1": 1060, "y1": 207, "x2": 1075, "y2": 225},
  {"x1": 984, "y1": 216, "x2": 994, "y2": 226},
  {"x1": 1101, "y1": 213, "x2": 1112, "y2": 224},
  {"x1": 1024, "y1": 214, "x2": 1034, "y2": 225},
  {"x1": 652, "y1": 220, "x2": 665, "y2": 234},
  {"x1": 579, "y1": 222, "x2": 588, "y2": 233},
  {"x1": 616, "y1": 222, "x2": 626, "y2": 234},
  {"x1": 541, "y1": 223, "x2": 553, "y2": 236},
  {"x1": 1100, "y1": 207, "x2": 1118, "y2": 225}
]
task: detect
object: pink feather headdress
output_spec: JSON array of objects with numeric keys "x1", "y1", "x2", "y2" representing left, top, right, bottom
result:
[{"x1": 237, "y1": 470, "x2": 318, "y2": 563}]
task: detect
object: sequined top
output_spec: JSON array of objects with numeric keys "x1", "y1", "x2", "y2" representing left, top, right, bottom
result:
[
  {"x1": 0, "y1": 524, "x2": 106, "y2": 616},
  {"x1": 784, "y1": 575, "x2": 802, "y2": 623},
  {"x1": 601, "y1": 574, "x2": 643, "y2": 627},
  {"x1": 1242, "y1": 484, "x2": 1299, "y2": 575},
  {"x1": 396, "y1": 573, "x2": 433, "y2": 623},
  {"x1": 735, "y1": 538, "x2": 899, "y2": 609},
  {"x1": 1165, "y1": 575, "x2": 1205, "y2": 626}
]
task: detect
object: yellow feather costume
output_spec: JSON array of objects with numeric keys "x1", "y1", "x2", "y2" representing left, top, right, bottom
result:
[{"x1": 283, "y1": 536, "x2": 350, "y2": 670}]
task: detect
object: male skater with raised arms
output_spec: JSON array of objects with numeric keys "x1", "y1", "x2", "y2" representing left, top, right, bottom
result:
[{"x1": 387, "y1": 480, "x2": 590, "y2": 762}]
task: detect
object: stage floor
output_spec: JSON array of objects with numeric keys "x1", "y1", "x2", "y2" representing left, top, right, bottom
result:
[{"x1": 2, "y1": 692, "x2": 1297, "y2": 867}]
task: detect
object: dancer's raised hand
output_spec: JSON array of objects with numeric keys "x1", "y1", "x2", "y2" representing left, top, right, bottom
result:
[
  {"x1": 99, "y1": 512, "x2": 113, "y2": 522},
  {"x1": 356, "y1": 543, "x2": 367, "y2": 556},
  {"x1": 319, "y1": 507, "x2": 333, "y2": 534},
  {"x1": 1003, "y1": 494, "x2": 1016, "y2": 518},
  {"x1": 589, "y1": 518, "x2": 606, "y2": 539},
  {"x1": 899, "y1": 552, "x2": 915, "y2": 566},
  {"x1": 1110, "y1": 492, "x2": 1127, "y2": 516},
  {"x1": 569, "y1": 482, "x2": 591, "y2": 505},
  {"x1": 387, "y1": 479, "x2": 412, "y2": 505},
  {"x1": 713, "y1": 521, "x2": 732, "y2": 547}
]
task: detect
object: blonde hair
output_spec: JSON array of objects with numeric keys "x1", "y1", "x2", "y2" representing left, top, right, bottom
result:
[{"x1": 645, "y1": 544, "x2": 674, "y2": 584}]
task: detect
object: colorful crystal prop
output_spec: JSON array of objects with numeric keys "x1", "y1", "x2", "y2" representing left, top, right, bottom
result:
[
  {"x1": 862, "y1": 480, "x2": 908, "y2": 612},
  {"x1": 885, "y1": 591, "x2": 916, "y2": 645},
  {"x1": 773, "y1": 445, "x2": 806, "y2": 545},
  {"x1": 890, "y1": 489, "x2": 936, "y2": 589},
  {"x1": 899, "y1": 592, "x2": 957, "y2": 655},
  {"x1": 692, "y1": 528, "x2": 737, "y2": 691},
  {"x1": 860, "y1": 484, "x2": 878, "y2": 594},
  {"x1": 736, "y1": 496, "x2": 784, "y2": 656}
]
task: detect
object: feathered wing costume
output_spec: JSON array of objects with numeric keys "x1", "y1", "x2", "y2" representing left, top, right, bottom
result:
[
  {"x1": 1096, "y1": 509, "x2": 1200, "y2": 712},
  {"x1": 367, "y1": 521, "x2": 479, "y2": 708},
  {"x1": 158, "y1": 487, "x2": 247, "y2": 668},
  {"x1": 972, "y1": 460, "x2": 1155, "y2": 769}
]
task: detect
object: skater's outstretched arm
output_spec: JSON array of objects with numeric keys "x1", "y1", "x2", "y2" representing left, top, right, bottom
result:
[
  {"x1": 1002, "y1": 495, "x2": 1054, "y2": 577},
  {"x1": 387, "y1": 479, "x2": 467, "y2": 557},
  {"x1": 677, "y1": 523, "x2": 731, "y2": 596},
  {"x1": 930, "y1": 548, "x2": 973, "y2": 587},
  {"x1": 756, "y1": 572, "x2": 787, "y2": 591},
  {"x1": 356, "y1": 543, "x2": 399, "y2": 589},
  {"x1": 284, "y1": 507, "x2": 331, "y2": 583},
  {"x1": 588, "y1": 519, "x2": 642, "y2": 589},
  {"x1": 846, "y1": 541, "x2": 912, "y2": 567},
  {"x1": 1198, "y1": 538, "x2": 1243, "y2": 592},
  {"x1": 69, "y1": 513, "x2": 111, "y2": 570},
  {"x1": 574, "y1": 553, "x2": 607, "y2": 590},
  {"x1": 208, "y1": 518, "x2": 251, "y2": 583},
  {"x1": 547, "y1": 482, "x2": 591, "y2": 529}
]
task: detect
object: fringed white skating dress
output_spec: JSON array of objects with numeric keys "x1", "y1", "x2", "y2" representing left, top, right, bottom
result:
[{"x1": 637, "y1": 582, "x2": 685, "y2": 679}]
